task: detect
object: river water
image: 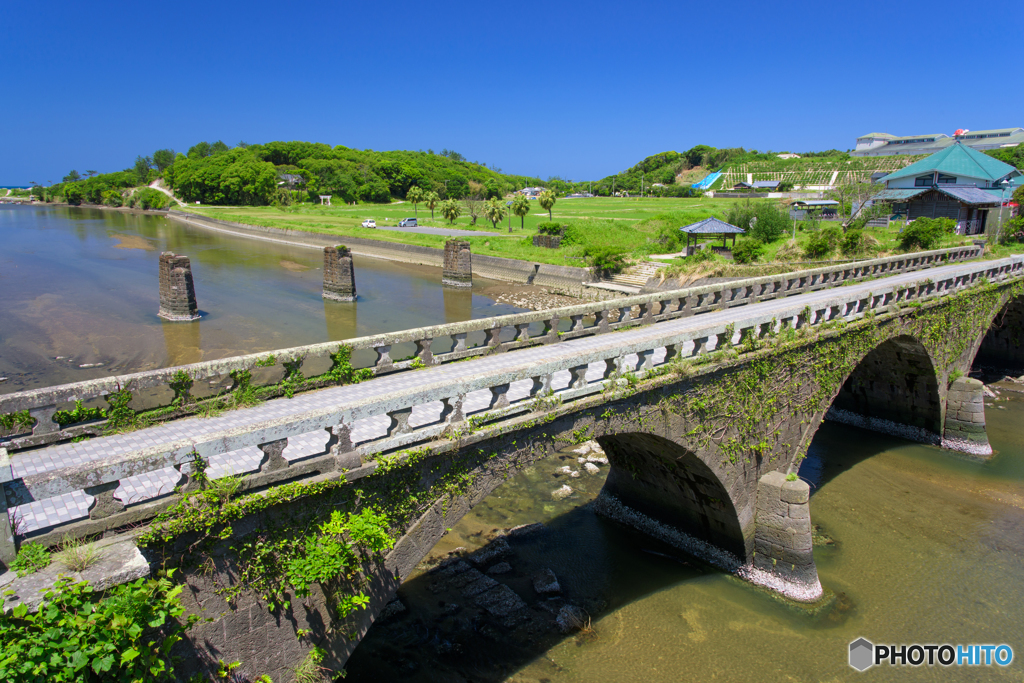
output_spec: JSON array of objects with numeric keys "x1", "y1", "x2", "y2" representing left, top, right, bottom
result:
[
  {"x1": 345, "y1": 403, "x2": 1024, "y2": 677},
  {"x1": 4, "y1": 206, "x2": 1022, "y2": 681},
  {"x1": 0, "y1": 205, "x2": 524, "y2": 392}
]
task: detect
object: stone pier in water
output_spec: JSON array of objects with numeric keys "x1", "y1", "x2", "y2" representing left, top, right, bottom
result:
[
  {"x1": 942, "y1": 376, "x2": 992, "y2": 458},
  {"x1": 157, "y1": 252, "x2": 199, "y2": 321},
  {"x1": 323, "y1": 245, "x2": 357, "y2": 302},
  {"x1": 442, "y1": 239, "x2": 472, "y2": 288}
]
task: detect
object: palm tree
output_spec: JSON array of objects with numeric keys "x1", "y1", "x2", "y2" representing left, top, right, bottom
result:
[
  {"x1": 511, "y1": 195, "x2": 530, "y2": 231},
  {"x1": 484, "y1": 198, "x2": 507, "y2": 230},
  {"x1": 425, "y1": 191, "x2": 440, "y2": 220},
  {"x1": 538, "y1": 190, "x2": 556, "y2": 221},
  {"x1": 406, "y1": 186, "x2": 424, "y2": 216},
  {"x1": 439, "y1": 198, "x2": 462, "y2": 225}
]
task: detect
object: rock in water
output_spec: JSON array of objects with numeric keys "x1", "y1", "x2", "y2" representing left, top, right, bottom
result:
[
  {"x1": 551, "y1": 485, "x2": 573, "y2": 500},
  {"x1": 584, "y1": 462, "x2": 601, "y2": 475},
  {"x1": 533, "y1": 568, "x2": 561, "y2": 595},
  {"x1": 556, "y1": 604, "x2": 587, "y2": 633},
  {"x1": 487, "y1": 562, "x2": 512, "y2": 575}
]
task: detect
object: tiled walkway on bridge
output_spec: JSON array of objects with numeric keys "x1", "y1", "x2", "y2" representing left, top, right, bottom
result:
[{"x1": 8, "y1": 261, "x2": 976, "y2": 532}]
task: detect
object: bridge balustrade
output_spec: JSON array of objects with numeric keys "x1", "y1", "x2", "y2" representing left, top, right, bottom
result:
[{"x1": 1, "y1": 252, "x2": 1020, "y2": 559}]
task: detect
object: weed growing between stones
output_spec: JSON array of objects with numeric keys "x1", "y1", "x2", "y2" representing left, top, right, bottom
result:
[
  {"x1": 55, "y1": 536, "x2": 104, "y2": 572},
  {"x1": 9, "y1": 541, "x2": 50, "y2": 577}
]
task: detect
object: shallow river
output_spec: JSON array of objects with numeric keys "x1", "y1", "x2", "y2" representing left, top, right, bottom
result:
[
  {"x1": 346, "y1": 392, "x2": 1024, "y2": 682},
  {"x1": 0, "y1": 205, "x2": 523, "y2": 392}
]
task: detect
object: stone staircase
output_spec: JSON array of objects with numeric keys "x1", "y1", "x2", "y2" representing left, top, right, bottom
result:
[{"x1": 608, "y1": 261, "x2": 666, "y2": 289}]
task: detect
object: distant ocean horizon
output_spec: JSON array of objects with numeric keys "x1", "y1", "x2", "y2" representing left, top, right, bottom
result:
[{"x1": 1, "y1": 185, "x2": 31, "y2": 189}]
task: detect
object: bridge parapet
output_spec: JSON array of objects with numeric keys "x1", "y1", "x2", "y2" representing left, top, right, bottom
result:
[
  {"x1": 2, "y1": 252, "x2": 1018, "y2": 564},
  {"x1": 0, "y1": 245, "x2": 982, "y2": 454}
]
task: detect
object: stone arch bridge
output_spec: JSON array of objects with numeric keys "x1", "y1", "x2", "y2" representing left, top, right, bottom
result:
[{"x1": 2, "y1": 247, "x2": 1023, "y2": 681}]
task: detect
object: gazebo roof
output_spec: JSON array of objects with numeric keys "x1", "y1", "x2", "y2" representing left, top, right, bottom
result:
[{"x1": 679, "y1": 217, "x2": 746, "y2": 235}]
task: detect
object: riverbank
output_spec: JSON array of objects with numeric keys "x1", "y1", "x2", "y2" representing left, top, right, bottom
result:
[{"x1": 166, "y1": 210, "x2": 610, "y2": 304}]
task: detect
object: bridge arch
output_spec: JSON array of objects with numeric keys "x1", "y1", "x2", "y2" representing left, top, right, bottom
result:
[
  {"x1": 597, "y1": 433, "x2": 748, "y2": 560},
  {"x1": 824, "y1": 334, "x2": 944, "y2": 445},
  {"x1": 974, "y1": 294, "x2": 1024, "y2": 372}
]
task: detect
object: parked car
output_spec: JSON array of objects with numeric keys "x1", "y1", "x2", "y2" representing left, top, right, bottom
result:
[
  {"x1": 398, "y1": 218, "x2": 417, "y2": 227},
  {"x1": 361, "y1": 219, "x2": 376, "y2": 228}
]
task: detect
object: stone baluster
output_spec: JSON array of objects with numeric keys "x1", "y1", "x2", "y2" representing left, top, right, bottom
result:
[
  {"x1": 690, "y1": 336, "x2": 709, "y2": 357},
  {"x1": 639, "y1": 302, "x2": 655, "y2": 324},
  {"x1": 664, "y1": 343, "x2": 682, "y2": 363},
  {"x1": 569, "y1": 364, "x2": 590, "y2": 389},
  {"x1": 416, "y1": 338, "x2": 435, "y2": 366},
  {"x1": 779, "y1": 316, "x2": 795, "y2": 331},
  {"x1": 29, "y1": 404, "x2": 59, "y2": 436},
  {"x1": 636, "y1": 349, "x2": 654, "y2": 371},
  {"x1": 386, "y1": 407, "x2": 413, "y2": 436},
  {"x1": 172, "y1": 453, "x2": 203, "y2": 494},
  {"x1": 488, "y1": 384, "x2": 510, "y2": 410},
  {"x1": 827, "y1": 305, "x2": 841, "y2": 321},
  {"x1": 373, "y1": 345, "x2": 394, "y2": 373},
  {"x1": 757, "y1": 321, "x2": 773, "y2": 338},
  {"x1": 485, "y1": 327, "x2": 505, "y2": 351},
  {"x1": 543, "y1": 317, "x2": 561, "y2": 343},
  {"x1": 813, "y1": 308, "x2": 827, "y2": 324},
  {"x1": 85, "y1": 480, "x2": 125, "y2": 520},
  {"x1": 739, "y1": 325, "x2": 756, "y2": 345},
  {"x1": 327, "y1": 422, "x2": 361, "y2": 471},
  {"x1": 603, "y1": 357, "x2": 623, "y2": 379},
  {"x1": 694, "y1": 293, "x2": 709, "y2": 310},
  {"x1": 515, "y1": 323, "x2": 532, "y2": 342},
  {"x1": 713, "y1": 329, "x2": 731, "y2": 349},
  {"x1": 596, "y1": 309, "x2": 613, "y2": 332},
  {"x1": 257, "y1": 438, "x2": 290, "y2": 473},
  {"x1": 451, "y1": 333, "x2": 468, "y2": 354},
  {"x1": 710, "y1": 290, "x2": 723, "y2": 307},
  {"x1": 570, "y1": 315, "x2": 585, "y2": 332},
  {"x1": 440, "y1": 395, "x2": 465, "y2": 424},
  {"x1": 0, "y1": 448, "x2": 14, "y2": 567},
  {"x1": 618, "y1": 306, "x2": 633, "y2": 325},
  {"x1": 530, "y1": 374, "x2": 553, "y2": 396}
]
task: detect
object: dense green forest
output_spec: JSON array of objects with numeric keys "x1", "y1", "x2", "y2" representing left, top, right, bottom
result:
[{"x1": 44, "y1": 140, "x2": 545, "y2": 207}]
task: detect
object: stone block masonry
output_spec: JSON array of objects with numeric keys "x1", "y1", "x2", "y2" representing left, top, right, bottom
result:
[
  {"x1": 323, "y1": 245, "x2": 357, "y2": 302},
  {"x1": 157, "y1": 252, "x2": 199, "y2": 321},
  {"x1": 443, "y1": 239, "x2": 472, "y2": 287},
  {"x1": 941, "y1": 376, "x2": 992, "y2": 458},
  {"x1": 752, "y1": 471, "x2": 822, "y2": 600}
]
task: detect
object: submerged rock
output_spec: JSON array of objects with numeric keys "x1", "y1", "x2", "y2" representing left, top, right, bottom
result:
[
  {"x1": 584, "y1": 462, "x2": 601, "y2": 475},
  {"x1": 487, "y1": 562, "x2": 512, "y2": 575},
  {"x1": 378, "y1": 598, "x2": 407, "y2": 621},
  {"x1": 507, "y1": 522, "x2": 545, "y2": 538},
  {"x1": 551, "y1": 485, "x2": 573, "y2": 500},
  {"x1": 556, "y1": 604, "x2": 587, "y2": 633},
  {"x1": 467, "y1": 537, "x2": 511, "y2": 567},
  {"x1": 533, "y1": 568, "x2": 561, "y2": 595}
]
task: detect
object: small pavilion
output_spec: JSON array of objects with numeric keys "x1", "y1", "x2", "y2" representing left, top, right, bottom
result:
[{"x1": 679, "y1": 217, "x2": 746, "y2": 256}]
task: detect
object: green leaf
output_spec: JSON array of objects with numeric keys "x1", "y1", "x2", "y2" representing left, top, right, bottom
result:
[
  {"x1": 70, "y1": 650, "x2": 89, "y2": 671},
  {"x1": 120, "y1": 647, "x2": 140, "y2": 664},
  {"x1": 12, "y1": 603, "x2": 28, "y2": 619},
  {"x1": 91, "y1": 653, "x2": 114, "y2": 673}
]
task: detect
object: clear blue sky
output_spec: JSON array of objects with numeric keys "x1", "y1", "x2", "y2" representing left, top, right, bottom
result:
[{"x1": 2, "y1": 0, "x2": 1021, "y2": 185}]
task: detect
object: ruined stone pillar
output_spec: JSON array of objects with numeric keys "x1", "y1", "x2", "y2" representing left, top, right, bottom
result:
[
  {"x1": 753, "y1": 471, "x2": 822, "y2": 601},
  {"x1": 322, "y1": 245, "x2": 357, "y2": 302},
  {"x1": 158, "y1": 252, "x2": 199, "y2": 321},
  {"x1": 442, "y1": 239, "x2": 472, "y2": 288},
  {"x1": 941, "y1": 376, "x2": 992, "y2": 458}
]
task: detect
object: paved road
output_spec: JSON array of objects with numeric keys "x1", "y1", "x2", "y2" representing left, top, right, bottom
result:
[
  {"x1": 9, "y1": 261, "x2": 976, "y2": 531},
  {"x1": 372, "y1": 224, "x2": 503, "y2": 237}
]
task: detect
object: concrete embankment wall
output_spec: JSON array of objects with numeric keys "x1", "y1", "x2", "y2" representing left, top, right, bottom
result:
[{"x1": 167, "y1": 211, "x2": 597, "y2": 295}]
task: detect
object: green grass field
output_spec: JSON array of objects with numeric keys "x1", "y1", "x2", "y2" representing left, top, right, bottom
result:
[{"x1": 185, "y1": 196, "x2": 993, "y2": 271}]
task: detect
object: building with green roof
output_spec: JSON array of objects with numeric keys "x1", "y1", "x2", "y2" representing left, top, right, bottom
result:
[{"x1": 870, "y1": 142, "x2": 1021, "y2": 236}]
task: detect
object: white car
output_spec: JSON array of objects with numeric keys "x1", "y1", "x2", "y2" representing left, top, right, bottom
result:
[{"x1": 361, "y1": 219, "x2": 376, "y2": 228}]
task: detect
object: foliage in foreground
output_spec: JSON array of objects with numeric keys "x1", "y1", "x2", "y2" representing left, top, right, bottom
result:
[{"x1": 0, "y1": 571, "x2": 198, "y2": 683}]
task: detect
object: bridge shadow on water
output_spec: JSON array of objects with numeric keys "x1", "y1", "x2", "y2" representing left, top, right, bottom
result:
[{"x1": 343, "y1": 429, "x2": 873, "y2": 683}]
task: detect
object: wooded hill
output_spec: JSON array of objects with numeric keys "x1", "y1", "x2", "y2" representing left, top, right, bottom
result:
[{"x1": 44, "y1": 141, "x2": 546, "y2": 207}]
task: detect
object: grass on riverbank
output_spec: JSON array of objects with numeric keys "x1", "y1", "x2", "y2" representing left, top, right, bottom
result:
[{"x1": 183, "y1": 197, "x2": 1001, "y2": 271}]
